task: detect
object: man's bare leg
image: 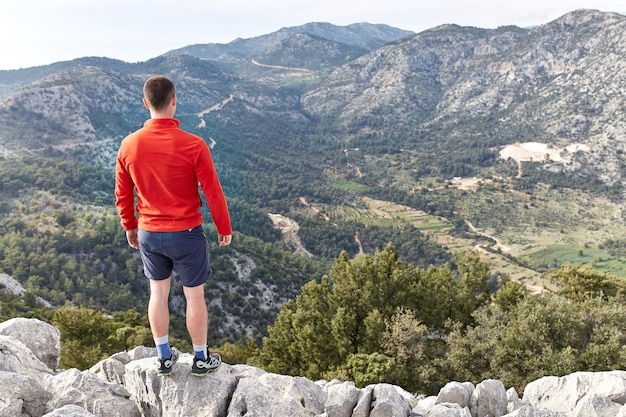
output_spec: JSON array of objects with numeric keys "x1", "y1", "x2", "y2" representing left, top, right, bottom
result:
[
  {"x1": 149, "y1": 277, "x2": 179, "y2": 375},
  {"x1": 149, "y1": 277, "x2": 172, "y2": 339},
  {"x1": 183, "y1": 284, "x2": 208, "y2": 348}
]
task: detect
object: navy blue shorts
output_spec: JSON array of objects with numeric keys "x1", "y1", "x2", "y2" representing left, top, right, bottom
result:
[{"x1": 138, "y1": 225, "x2": 212, "y2": 287}]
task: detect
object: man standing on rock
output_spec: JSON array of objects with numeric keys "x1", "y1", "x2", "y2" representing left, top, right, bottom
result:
[{"x1": 115, "y1": 75, "x2": 232, "y2": 377}]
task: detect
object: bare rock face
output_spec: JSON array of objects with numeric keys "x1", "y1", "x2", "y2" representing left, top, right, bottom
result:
[
  {"x1": 323, "y1": 380, "x2": 362, "y2": 417},
  {"x1": 228, "y1": 372, "x2": 327, "y2": 417},
  {"x1": 436, "y1": 381, "x2": 474, "y2": 409},
  {"x1": 522, "y1": 371, "x2": 626, "y2": 415},
  {"x1": 0, "y1": 371, "x2": 51, "y2": 417},
  {"x1": 0, "y1": 317, "x2": 61, "y2": 370},
  {"x1": 124, "y1": 356, "x2": 238, "y2": 417},
  {"x1": 42, "y1": 404, "x2": 97, "y2": 416},
  {"x1": 0, "y1": 319, "x2": 141, "y2": 417},
  {"x1": 471, "y1": 379, "x2": 508, "y2": 417},
  {"x1": 3, "y1": 318, "x2": 626, "y2": 417},
  {"x1": 44, "y1": 368, "x2": 140, "y2": 417},
  {"x1": 0, "y1": 335, "x2": 54, "y2": 379}
]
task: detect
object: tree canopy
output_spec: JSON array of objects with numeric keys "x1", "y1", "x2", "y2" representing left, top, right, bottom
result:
[{"x1": 257, "y1": 246, "x2": 626, "y2": 395}]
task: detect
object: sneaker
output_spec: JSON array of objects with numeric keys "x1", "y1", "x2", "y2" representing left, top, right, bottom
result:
[
  {"x1": 191, "y1": 352, "x2": 221, "y2": 377},
  {"x1": 157, "y1": 348, "x2": 179, "y2": 376}
]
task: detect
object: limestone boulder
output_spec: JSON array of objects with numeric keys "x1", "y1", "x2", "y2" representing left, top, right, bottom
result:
[
  {"x1": 0, "y1": 335, "x2": 54, "y2": 378},
  {"x1": 437, "y1": 381, "x2": 474, "y2": 409},
  {"x1": 323, "y1": 380, "x2": 362, "y2": 417},
  {"x1": 124, "y1": 354, "x2": 239, "y2": 417},
  {"x1": 429, "y1": 403, "x2": 472, "y2": 417},
  {"x1": 42, "y1": 404, "x2": 97, "y2": 416},
  {"x1": 571, "y1": 393, "x2": 623, "y2": 417},
  {"x1": 502, "y1": 406, "x2": 561, "y2": 416},
  {"x1": 522, "y1": 371, "x2": 626, "y2": 415},
  {"x1": 0, "y1": 317, "x2": 61, "y2": 370},
  {"x1": 44, "y1": 368, "x2": 140, "y2": 417},
  {"x1": 470, "y1": 379, "x2": 507, "y2": 417},
  {"x1": 228, "y1": 370, "x2": 327, "y2": 417},
  {"x1": 0, "y1": 370, "x2": 51, "y2": 417},
  {"x1": 369, "y1": 383, "x2": 413, "y2": 417}
]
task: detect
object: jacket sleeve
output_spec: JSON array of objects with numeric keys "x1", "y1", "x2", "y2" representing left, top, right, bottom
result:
[
  {"x1": 195, "y1": 142, "x2": 232, "y2": 235},
  {"x1": 115, "y1": 154, "x2": 139, "y2": 231}
]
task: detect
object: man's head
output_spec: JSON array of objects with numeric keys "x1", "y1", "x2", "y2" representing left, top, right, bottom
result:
[{"x1": 143, "y1": 76, "x2": 176, "y2": 113}]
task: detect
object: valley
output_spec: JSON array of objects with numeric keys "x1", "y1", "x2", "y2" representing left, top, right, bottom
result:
[{"x1": 2, "y1": 10, "x2": 626, "y2": 348}]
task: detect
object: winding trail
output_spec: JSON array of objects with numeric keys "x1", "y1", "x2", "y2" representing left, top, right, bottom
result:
[
  {"x1": 354, "y1": 232, "x2": 364, "y2": 254},
  {"x1": 464, "y1": 221, "x2": 544, "y2": 294},
  {"x1": 250, "y1": 59, "x2": 310, "y2": 72},
  {"x1": 344, "y1": 148, "x2": 363, "y2": 178},
  {"x1": 196, "y1": 95, "x2": 234, "y2": 128},
  {"x1": 464, "y1": 220, "x2": 511, "y2": 253},
  {"x1": 299, "y1": 197, "x2": 330, "y2": 221}
]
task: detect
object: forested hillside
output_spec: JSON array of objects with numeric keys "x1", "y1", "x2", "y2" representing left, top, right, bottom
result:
[{"x1": 1, "y1": 11, "x2": 626, "y2": 392}]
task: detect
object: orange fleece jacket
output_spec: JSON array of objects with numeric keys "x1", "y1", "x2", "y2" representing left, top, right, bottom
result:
[{"x1": 115, "y1": 118, "x2": 232, "y2": 235}]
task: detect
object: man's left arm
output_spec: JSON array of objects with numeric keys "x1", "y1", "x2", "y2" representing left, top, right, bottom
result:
[{"x1": 195, "y1": 144, "x2": 232, "y2": 240}]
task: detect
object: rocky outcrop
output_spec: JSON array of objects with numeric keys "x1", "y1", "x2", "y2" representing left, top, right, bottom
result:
[{"x1": 2, "y1": 318, "x2": 626, "y2": 417}]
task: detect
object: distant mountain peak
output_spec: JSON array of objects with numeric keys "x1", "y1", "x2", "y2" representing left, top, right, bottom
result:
[{"x1": 162, "y1": 22, "x2": 414, "y2": 61}]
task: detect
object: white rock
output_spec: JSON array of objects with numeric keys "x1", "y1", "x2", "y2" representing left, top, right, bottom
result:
[
  {"x1": 572, "y1": 393, "x2": 622, "y2": 417},
  {"x1": 369, "y1": 383, "x2": 412, "y2": 417},
  {"x1": 429, "y1": 402, "x2": 472, "y2": 417},
  {"x1": 44, "y1": 368, "x2": 140, "y2": 417},
  {"x1": 523, "y1": 371, "x2": 626, "y2": 414},
  {"x1": 437, "y1": 381, "x2": 472, "y2": 408},
  {"x1": 324, "y1": 381, "x2": 361, "y2": 417},
  {"x1": 42, "y1": 404, "x2": 97, "y2": 416},
  {"x1": 0, "y1": 370, "x2": 51, "y2": 417},
  {"x1": 470, "y1": 379, "x2": 507, "y2": 417},
  {"x1": 0, "y1": 335, "x2": 54, "y2": 378},
  {"x1": 228, "y1": 371, "x2": 327, "y2": 417},
  {"x1": 0, "y1": 317, "x2": 60, "y2": 370}
]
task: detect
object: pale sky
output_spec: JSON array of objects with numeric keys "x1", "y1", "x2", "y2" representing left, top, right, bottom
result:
[{"x1": 0, "y1": 0, "x2": 623, "y2": 71}]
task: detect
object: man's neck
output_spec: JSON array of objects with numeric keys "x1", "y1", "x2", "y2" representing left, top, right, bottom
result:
[{"x1": 150, "y1": 109, "x2": 175, "y2": 119}]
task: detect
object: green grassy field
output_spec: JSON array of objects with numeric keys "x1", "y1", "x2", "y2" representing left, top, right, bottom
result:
[
  {"x1": 520, "y1": 244, "x2": 626, "y2": 278},
  {"x1": 308, "y1": 173, "x2": 626, "y2": 290}
]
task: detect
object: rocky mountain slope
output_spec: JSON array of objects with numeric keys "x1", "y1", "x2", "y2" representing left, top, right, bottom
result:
[
  {"x1": 2, "y1": 9, "x2": 626, "y2": 347},
  {"x1": 1, "y1": 10, "x2": 624, "y2": 186},
  {"x1": 163, "y1": 22, "x2": 413, "y2": 61},
  {"x1": 4, "y1": 317, "x2": 626, "y2": 417},
  {"x1": 301, "y1": 9, "x2": 626, "y2": 184}
]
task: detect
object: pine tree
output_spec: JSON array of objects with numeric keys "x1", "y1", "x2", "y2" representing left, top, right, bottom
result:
[{"x1": 260, "y1": 244, "x2": 422, "y2": 380}]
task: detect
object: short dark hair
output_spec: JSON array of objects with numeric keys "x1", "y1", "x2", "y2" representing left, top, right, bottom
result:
[{"x1": 143, "y1": 76, "x2": 175, "y2": 111}]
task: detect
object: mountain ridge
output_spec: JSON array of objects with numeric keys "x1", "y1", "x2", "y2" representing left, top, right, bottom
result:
[
  {"x1": 162, "y1": 21, "x2": 414, "y2": 61},
  {"x1": 2, "y1": 8, "x2": 626, "y2": 347}
]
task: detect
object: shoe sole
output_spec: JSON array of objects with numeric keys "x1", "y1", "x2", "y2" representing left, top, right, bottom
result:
[
  {"x1": 157, "y1": 350, "x2": 179, "y2": 376},
  {"x1": 190, "y1": 363, "x2": 221, "y2": 377}
]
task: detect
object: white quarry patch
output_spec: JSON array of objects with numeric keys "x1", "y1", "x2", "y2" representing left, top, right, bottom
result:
[
  {"x1": 268, "y1": 213, "x2": 313, "y2": 257},
  {"x1": 499, "y1": 142, "x2": 590, "y2": 162}
]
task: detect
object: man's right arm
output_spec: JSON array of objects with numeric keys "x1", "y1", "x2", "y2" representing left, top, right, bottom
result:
[{"x1": 115, "y1": 157, "x2": 138, "y2": 231}]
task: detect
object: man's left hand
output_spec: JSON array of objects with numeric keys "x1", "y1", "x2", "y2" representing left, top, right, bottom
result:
[
  {"x1": 126, "y1": 229, "x2": 139, "y2": 249},
  {"x1": 218, "y1": 234, "x2": 232, "y2": 246}
]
